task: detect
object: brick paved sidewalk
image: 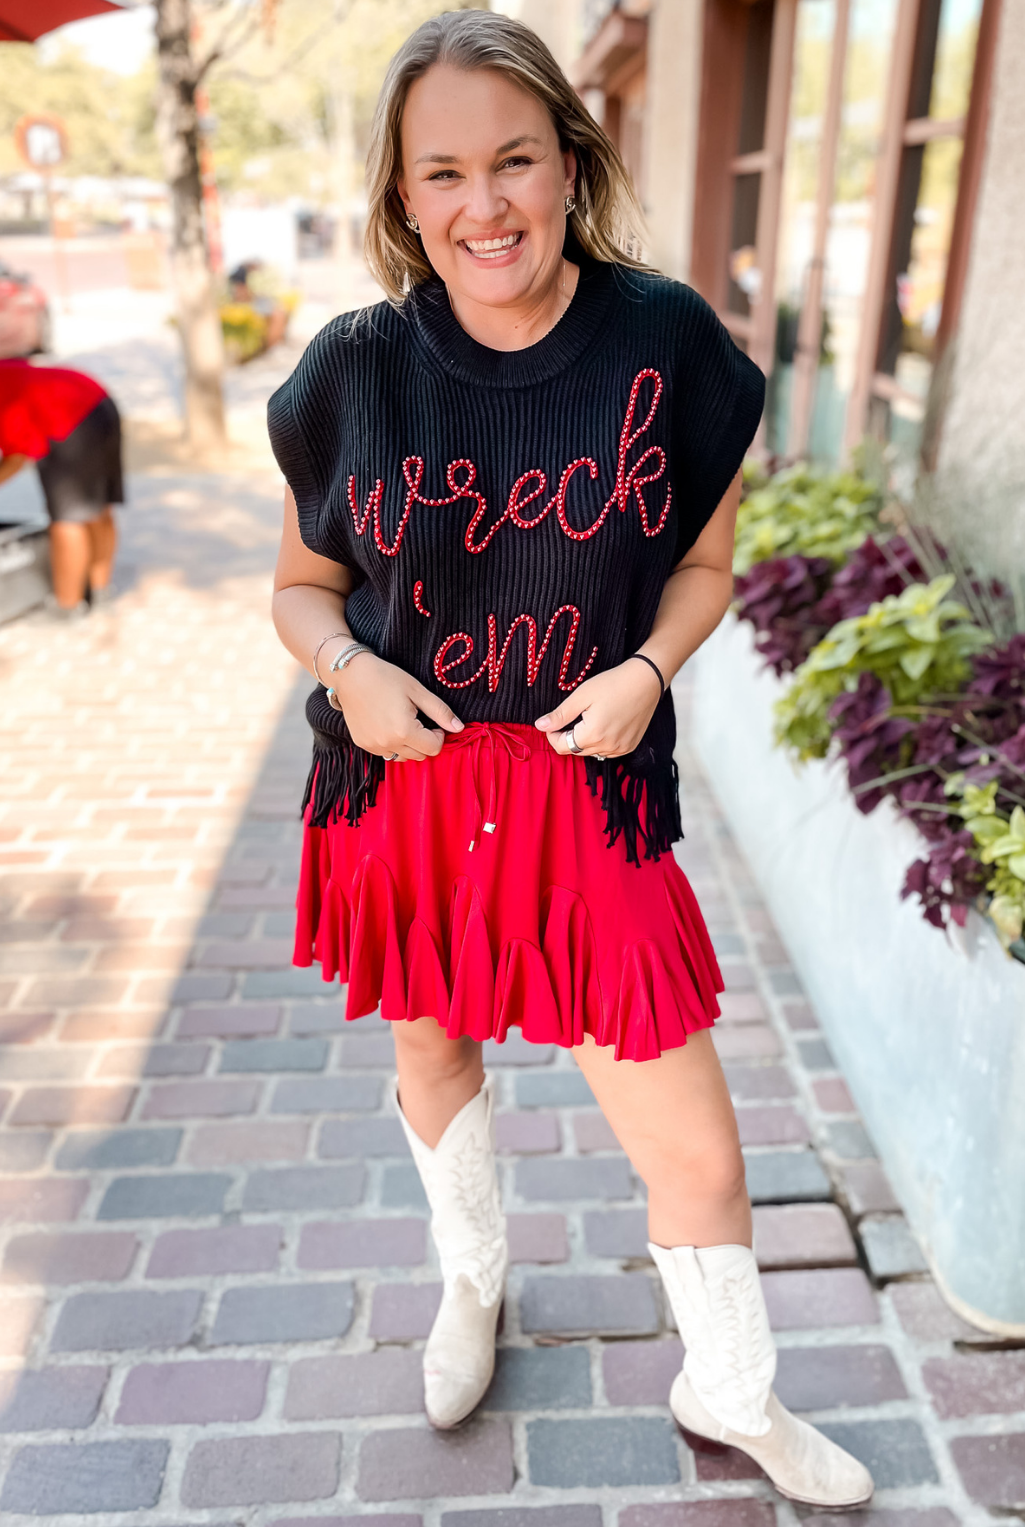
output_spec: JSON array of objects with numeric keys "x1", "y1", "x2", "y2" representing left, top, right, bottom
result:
[{"x1": 1, "y1": 448, "x2": 1023, "y2": 1525}]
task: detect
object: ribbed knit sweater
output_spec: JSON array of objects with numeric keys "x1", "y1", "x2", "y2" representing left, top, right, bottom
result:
[{"x1": 267, "y1": 256, "x2": 765, "y2": 863}]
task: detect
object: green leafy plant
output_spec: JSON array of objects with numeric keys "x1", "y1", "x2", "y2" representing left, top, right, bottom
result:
[
  {"x1": 945, "y1": 777, "x2": 1025, "y2": 947},
  {"x1": 774, "y1": 576, "x2": 994, "y2": 759},
  {"x1": 733, "y1": 463, "x2": 884, "y2": 576}
]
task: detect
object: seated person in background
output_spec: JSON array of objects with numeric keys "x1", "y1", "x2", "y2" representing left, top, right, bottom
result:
[
  {"x1": 227, "y1": 260, "x2": 288, "y2": 349},
  {"x1": 0, "y1": 358, "x2": 123, "y2": 618}
]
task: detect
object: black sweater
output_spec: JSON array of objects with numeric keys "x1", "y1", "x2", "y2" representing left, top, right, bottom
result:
[{"x1": 267, "y1": 256, "x2": 765, "y2": 863}]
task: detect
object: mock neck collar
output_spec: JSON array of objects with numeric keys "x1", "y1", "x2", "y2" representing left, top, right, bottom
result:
[{"x1": 405, "y1": 256, "x2": 617, "y2": 389}]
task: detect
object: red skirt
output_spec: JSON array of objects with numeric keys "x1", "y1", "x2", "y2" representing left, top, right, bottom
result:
[{"x1": 295, "y1": 722, "x2": 722, "y2": 1061}]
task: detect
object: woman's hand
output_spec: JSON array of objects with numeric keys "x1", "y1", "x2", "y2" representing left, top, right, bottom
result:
[
  {"x1": 331, "y1": 649, "x2": 464, "y2": 761},
  {"x1": 534, "y1": 659, "x2": 662, "y2": 757}
]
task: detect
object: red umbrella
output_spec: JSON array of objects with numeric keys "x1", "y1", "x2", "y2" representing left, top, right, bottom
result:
[{"x1": 0, "y1": 0, "x2": 124, "y2": 44}]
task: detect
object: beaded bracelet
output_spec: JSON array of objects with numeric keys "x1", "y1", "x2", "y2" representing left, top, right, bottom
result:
[{"x1": 628, "y1": 652, "x2": 666, "y2": 701}]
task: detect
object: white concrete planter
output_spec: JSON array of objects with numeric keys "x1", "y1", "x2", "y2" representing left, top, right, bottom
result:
[{"x1": 691, "y1": 613, "x2": 1025, "y2": 1332}]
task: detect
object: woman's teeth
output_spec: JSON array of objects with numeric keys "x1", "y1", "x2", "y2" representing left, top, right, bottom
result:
[{"x1": 463, "y1": 233, "x2": 522, "y2": 258}]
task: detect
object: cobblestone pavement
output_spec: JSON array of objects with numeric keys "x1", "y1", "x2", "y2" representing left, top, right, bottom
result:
[{"x1": 1, "y1": 338, "x2": 1023, "y2": 1525}]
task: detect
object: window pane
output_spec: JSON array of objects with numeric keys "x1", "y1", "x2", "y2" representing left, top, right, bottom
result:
[
  {"x1": 877, "y1": 0, "x2": 982, "y2": 472},
  {"x1": 812, "y1": 0, "x2": 901, "y2": 463},
  {"x1": 930, "y1": 0, "x2": 982, "y2": 118},
  {"x1": 766, "y1": 0, "x2": 836, "y2": 455},
  {"x1": 898, "y1": 135, "x2": 964, "y2": 373},
  {"x1": 728, "y1": 175, "x2": 762, "y2": 317}
]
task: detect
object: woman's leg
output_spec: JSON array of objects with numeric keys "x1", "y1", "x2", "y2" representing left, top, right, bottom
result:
[
  {"x1": 86, "y1": 507, "x2": 117, "y2": 593},
  {"x1": 574, "y1": 1028, "x2": 873, "y2": 1508},
  {"x1": 572, "y1": 1028, "x2": 750, "y2": 1248},
  {"x1": 392, "y1": 1014, "x2": 484, "y2": 1145},
  {"x1": 48, "y1": 521, "x2": 91, "y2": 608},
  {"x1": 390, "y1": 1016, "x2": 504, "y2": 1430}
]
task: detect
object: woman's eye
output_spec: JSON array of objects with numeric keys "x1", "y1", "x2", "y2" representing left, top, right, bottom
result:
[
  {"x1": 427, "y1": 170, "x2": 459, "y2": 182},
  {"x1": 499, "y1": 156, "x2": 531, "y2": 170}
]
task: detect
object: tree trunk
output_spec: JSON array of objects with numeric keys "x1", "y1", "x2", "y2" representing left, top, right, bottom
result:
[{"x1": 154, "y1": 0, "x2": 227, "y2": 451}]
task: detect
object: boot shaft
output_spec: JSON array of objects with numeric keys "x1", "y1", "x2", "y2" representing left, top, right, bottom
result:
[
  {"x1": 396, "y1": 1074, "x2": 507, "y2": 1304},
  {"x1": 650, "y1": 1241, "x2": 776, "y2": 1436}
]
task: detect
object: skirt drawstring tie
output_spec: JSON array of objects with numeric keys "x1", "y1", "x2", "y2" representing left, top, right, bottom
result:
[{"x1": 445, "y1": 723, "x2": 532, "y2": 851}]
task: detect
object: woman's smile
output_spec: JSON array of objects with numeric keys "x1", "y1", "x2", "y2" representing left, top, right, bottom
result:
[{"x1": 458, "y1": 230, "x2": 525, "y2": 264}]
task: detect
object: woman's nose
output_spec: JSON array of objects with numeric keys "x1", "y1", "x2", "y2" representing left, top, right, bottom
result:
[{"x1": 462, "y1": 174, "x2": 507, "y2": 226}]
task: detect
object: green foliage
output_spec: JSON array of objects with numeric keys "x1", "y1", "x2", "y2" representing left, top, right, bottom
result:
[
  {"x1": 206, "y1": 74, "x2": 295, "y2": 193},
  {"x1": 774, "y1": 576, "x2": 994, "y2": 759},
  {"x1": 945, "y1": 778, "x2": 1025, "y2": 947},
  {"x1": 733, "y1": 463, "x2": 884, "y2": 576},
  {"x1": 220, "y1": 301, "x2": 268, "y2": 363},
  {"x1": 0, "y1": 43, "x2": 159, "y2": 180}
]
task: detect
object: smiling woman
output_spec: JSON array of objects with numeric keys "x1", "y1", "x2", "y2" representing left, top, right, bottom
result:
[{"x1": 265, "y1": 9, "x2": 870, "y2": 1506}]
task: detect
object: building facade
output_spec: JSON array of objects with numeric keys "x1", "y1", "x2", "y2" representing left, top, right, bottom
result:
[{"x1": 537, "y1": 0, "x2": 1014, "y2": 533}]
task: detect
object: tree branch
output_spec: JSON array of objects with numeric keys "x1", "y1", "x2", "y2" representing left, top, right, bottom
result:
[
  {"x1": 196, "y1": 5, "x2": 262, "y2": 82},
  {"x1": 215, "y1": 8, "x2": 345, "y2": 85}
]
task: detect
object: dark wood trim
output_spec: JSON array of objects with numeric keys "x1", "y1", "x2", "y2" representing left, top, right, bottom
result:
[
  {"x1": 788, "y1": 0, "x2": 851, "y2": 456},
  {"x1": 690, "y1": 0, "x2": 750, "y2": 307},
  {"x1": 722, "y1": 311, "x2": 755, "y2": 340},
  {"x1": 902, "y1": 114, "x2": 965, "y2": 144},
  {"x1": 603, "y1": 50, "x2": 647, "y2": 99},
  {"x1": 843, "y1": 0, "x2": 922, "y2": 455},
  {"x1": 872, "y1": 371, "x2": 925, "y2": 410},
  {"x1": 571, "y1": 12, "x2": 648, "y2": 91},
  {"x1": 730, "y1": 148, "x2": 773, "y2": 173},
  {"x1": 749, "y1": 0, "x2": 797, "y2": 382},
  {"x1": 935, "y1": 0, "x2": 1002, "y2": 358}
]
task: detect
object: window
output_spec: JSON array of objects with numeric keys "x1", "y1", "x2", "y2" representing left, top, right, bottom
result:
[
  {"x1": 871, "y1": 0, "x2": 984, "y2": 476},
  {"x1": 696, "y1": 0, "x2": 997, "y2": 471}
]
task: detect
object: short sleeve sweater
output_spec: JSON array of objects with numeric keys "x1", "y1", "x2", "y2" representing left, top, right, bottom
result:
[{"x1": 267, "y1": 256, "x2": 764, "y2": 864}]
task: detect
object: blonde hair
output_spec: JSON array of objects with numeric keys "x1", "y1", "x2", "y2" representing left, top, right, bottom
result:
[{"x1": 364, "y1": 7, "x2": 647, "y2": 304}]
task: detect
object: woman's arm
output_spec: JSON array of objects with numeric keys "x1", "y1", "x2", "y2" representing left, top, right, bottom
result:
[
  {"x1": 0, "y1": 453, "x2": 29, "y2": 487},
  {"x1": 535, "y1": 471, "x2": 741, "y2": 755},
  {"x1": 272, "y1": 488, "x2": 463, "y2": 761}
]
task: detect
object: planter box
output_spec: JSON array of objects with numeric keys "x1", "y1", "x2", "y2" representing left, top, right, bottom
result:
[{"x1": 691, "y1": 613, "x2": 1025, "y2": 1333}]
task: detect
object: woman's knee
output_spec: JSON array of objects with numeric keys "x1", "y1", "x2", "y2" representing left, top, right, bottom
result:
[
  {"x1": 642, "y1": 1131, "x2": 747, "y2": 1208},
  {"x1": 392, "y1": 1017, "x2": 480, "y2": 1078}
]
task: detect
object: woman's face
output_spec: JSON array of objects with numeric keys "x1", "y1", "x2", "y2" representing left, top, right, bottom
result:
[{"x1": 397, "y1": 64, "x2": 576, "y2": 310}]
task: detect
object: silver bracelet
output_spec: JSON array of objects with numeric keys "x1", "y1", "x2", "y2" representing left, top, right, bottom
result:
[
  {"x1": 329, "y1": 641, "x2": 374, "y2": 675},
  {"x1": 312, "y1": 631, "x2": 349, "y2": 686}
]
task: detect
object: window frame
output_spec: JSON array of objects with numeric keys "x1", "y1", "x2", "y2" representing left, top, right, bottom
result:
[{"x1": 691, "y1": 0, "x2": 1001, "y2": 464}]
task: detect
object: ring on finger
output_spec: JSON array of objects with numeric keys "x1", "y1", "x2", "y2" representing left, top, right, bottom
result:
[
  {"x1": 594, "y1": 753, "x2": 607, "y2": 761},
  {"x1": 565, "y1": 726, "x2": 582, "y2": 755},
  {"x1": 385, "y1": 752, "x2": 399, "y2": 762}
]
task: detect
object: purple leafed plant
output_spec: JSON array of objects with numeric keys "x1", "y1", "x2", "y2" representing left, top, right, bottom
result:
[
  {"x1": 734, "y1": 527, "x2": 1025, "y2": 938},
  {"x1": 734, "y1": 536, "x2": 927, "y2": 677},
  {"x1": 732, "y1": 554, "x2": 834, "y2": 674}
]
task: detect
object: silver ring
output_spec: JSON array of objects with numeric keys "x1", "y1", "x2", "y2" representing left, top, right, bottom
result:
[
  {"x1": 566, "y1": 727, "x2": 582, "y2": 755},
  {"x1": 386, "y1": 752, "x2": 399, "y2": 762},
  {"x1": 595, "y1": 753, "x2": 607, "y2": 761}
]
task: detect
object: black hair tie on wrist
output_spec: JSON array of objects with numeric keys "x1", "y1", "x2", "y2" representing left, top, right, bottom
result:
[{"x1": 629, "y1": 652, "x2": 666, "y2": 701}]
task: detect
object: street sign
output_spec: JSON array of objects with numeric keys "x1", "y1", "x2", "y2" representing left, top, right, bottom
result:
[{"x1": 14, "y1": 114, "x2": 68, "y2": 170}]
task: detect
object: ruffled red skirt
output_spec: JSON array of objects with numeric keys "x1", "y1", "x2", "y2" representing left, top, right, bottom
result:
[{"x1": 295, "y1": 722, "x2": 722, "y2": 1061}]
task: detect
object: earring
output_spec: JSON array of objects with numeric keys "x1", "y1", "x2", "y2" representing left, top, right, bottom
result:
[
  {"x1": 406, "y1": 212, "x2": 420, "y2": 233},
  {"x1": 564, "y1": 195, "x2": 576, "y2": 214}
]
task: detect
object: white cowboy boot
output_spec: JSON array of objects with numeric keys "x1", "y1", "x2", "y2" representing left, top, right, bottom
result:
[
  {"x1": 395, "y1": 1074, "x2": 507, "y2": 1428},
  {"x1": 650, "y1": 1242, "x2": 874, "y2": 1509}
]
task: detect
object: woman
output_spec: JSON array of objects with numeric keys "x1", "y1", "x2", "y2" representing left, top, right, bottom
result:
[
  {"x1": 269, "y1": 10, "x2": 872, "y2": 1510},
  {"x1": 0, "y1": 357, "x2": 122, "y2": 616}
]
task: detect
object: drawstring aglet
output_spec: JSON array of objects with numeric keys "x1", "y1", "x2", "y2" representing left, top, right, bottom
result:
[{"x1": 484, "y1": 822, "x2": 496, "y2": 834}]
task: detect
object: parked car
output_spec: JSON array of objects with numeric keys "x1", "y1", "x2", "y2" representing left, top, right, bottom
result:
[{"x1": 0, "y1": 262, "x2": 51, "y2": 358}]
